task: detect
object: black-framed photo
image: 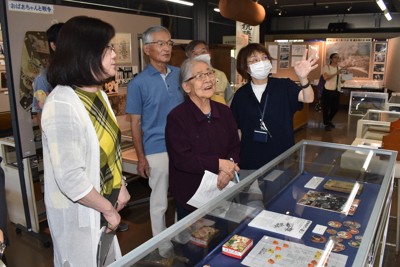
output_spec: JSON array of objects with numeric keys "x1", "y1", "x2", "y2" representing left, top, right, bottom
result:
[
  {"x1": 373, "y1": 73, "x2": 384, "y2": 80},
  {"x1": 279, "y1": 61, "x2": 289, "y2": 69},
  {"x1": 374, "y1": 43, "x2": 387, "y2": 53},
  {"x1": 373, "y1": 63, "x2": 385, "y2": 73},
  {"x1": 374, "y1": 53, "x2": 386, "y2": 63}
]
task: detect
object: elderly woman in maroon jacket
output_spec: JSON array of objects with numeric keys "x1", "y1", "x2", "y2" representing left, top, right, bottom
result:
[{"x1": 166, "y1": 58, "x2": 240, "y2": 220}]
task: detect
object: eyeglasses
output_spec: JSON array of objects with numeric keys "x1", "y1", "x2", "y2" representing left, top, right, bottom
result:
[
  {"x1": 247, "y1": 55, "x2": 269, "y2": 65},
  {"x1": 185, "y1": 70, "x2": 215, "y2": 82},
  {"x1": 106, "y1": 44, "x2": 115, "y2": 53},
  {"x1": 146, "y1": 40, "x2": 174, "y2": 48}
]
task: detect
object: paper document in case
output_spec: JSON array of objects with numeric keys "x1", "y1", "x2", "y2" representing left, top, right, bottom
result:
[{"x1": 187, "y1": 170, "x2": 235, "y2": 208}]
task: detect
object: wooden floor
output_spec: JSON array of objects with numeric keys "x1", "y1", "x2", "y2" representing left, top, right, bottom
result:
[{"x1": 2, "y1": 104, "x2": 400, "y2": 266}]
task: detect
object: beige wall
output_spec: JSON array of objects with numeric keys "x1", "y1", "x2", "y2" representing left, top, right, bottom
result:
[{"x1": 386, "y1": 37, "x2": 400, "y2": 93}]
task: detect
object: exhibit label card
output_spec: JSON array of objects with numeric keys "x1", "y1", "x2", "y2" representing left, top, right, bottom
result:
[
  {"x1": 241, "y1": 235, "x2": 347, "y2": 267},
  {"x1": 304, "y1": 176, "x2": 324, "y2": 189},
  {"x1": 248, "y1": 210, "x2": 312, "y2": 239}
]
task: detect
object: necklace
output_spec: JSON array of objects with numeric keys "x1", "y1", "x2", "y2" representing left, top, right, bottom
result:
[{"x1": 206, "y1": 111, "x2": 211, "y2": 123}]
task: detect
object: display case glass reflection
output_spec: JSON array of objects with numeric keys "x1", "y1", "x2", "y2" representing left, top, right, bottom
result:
[
  {"x1": 110, "y1": 140, "x2": 396, "y2": 267},
  {"x1": 348, "y1": 91, "x2": 388, "y2": 116}
]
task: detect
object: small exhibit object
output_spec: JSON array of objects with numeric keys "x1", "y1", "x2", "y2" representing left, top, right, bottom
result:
[
  {"x1": 222, "y1": 234, "x2": 253, "y2": 259},
  {"x1": 190, "y1": 226, "x2": 219, "y2": 247},
  {"x1": 324, "y1": 179, "x2": 364, "y2": 195},
  {"x1": 297, "y1": 190, "x2": 360, "y2": 215}
]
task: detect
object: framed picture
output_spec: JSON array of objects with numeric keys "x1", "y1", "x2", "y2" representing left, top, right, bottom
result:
[
  {"x1": 374, "y1": 43, "x2": 387, "y2": 53},
  {"x1": 373, "y1": 73, "x2": 384, "y2": 81},
  {"x1": 111, "y1": 33, "x2": 132, "y2": 65},
  {"x1": 279, "y1": 61, "x2": 289, "y2": 69},
  {"x1": 374, "y1": 53, "x2": 386, "y2": 63},
  {"x1": 373, "y1": 63, "x2": 385, "y2": 73}
]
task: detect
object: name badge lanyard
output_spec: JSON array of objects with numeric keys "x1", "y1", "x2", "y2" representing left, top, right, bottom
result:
[{"x1": 259, "y1": 93, "x2": 272, "y2": 137}]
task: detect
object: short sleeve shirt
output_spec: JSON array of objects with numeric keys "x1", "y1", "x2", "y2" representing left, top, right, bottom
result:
[
  {"x1": 32, "y1": 69, "x2": 53, "y2": 113},
  {"x1": 125, "y1": 64, "x2": 184, "y2": 155}
]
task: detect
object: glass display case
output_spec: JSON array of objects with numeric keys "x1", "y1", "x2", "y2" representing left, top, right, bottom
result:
[
  {"x1": 110, "y1": 140, "x2": 397, "y2": 267},
  {"x1": 348, "y1": 91, "x2": 388, "y2": 116},
  {"x1": 386, "y1": 93, "x2": 400, "y2": 112},
  {"x1": 356, "y1": 109, "x2": 400, "y2": 140}
]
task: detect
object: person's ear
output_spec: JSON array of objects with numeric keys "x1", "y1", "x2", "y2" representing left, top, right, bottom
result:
[
  {"x1": 49, "y1": 41, "x2": 56, "y2": 52},
  {"x1": 182, "y1": 81, "x2": 192, "y2": 94},
  {"x1": 143, "y1": 44, "x2": 150, "y2": 56}
]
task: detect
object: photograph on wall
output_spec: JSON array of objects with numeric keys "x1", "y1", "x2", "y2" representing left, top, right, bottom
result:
[
  {"x1": 374, "y1": 53, "x2": 386, "y2": 63},
  {"x1": 373, "y1": 63, "x2": 385, "y2": 73},
  {"x1": 279, "y1": 44, "x2": 290, "y2": 54},
  {"x1": 279, "y1": 53, "x2": 289, "y2": 61},
  {"x1": 291, "y1": 44, "x2": 306, "y2": 56},
  {"x1": 279, "y1": 61, "x2": 289, "y2": 69},
  {"x1": 326, "y1": 38, "x2": 371, "y2": 79},
  {"x1": 111, "y1": 33, "x2": 132, "y2": 65},
  {"x1": 373, "y1": 73, "x2": 384, "y2": 80},
  {"x1": 374, "y1": 42, "x2": 387, "y2": 53}
]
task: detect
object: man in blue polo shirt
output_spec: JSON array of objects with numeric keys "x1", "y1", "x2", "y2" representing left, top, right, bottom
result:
[{"x1": 125, "y1": 25, "x2": 183, "y2": 258}]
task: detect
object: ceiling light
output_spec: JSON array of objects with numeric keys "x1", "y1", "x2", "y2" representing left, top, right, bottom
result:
[
  {"x1": 347, "y1": 6, "x2": 352, "y2": 12},
  {"x1": 376, "y1": 0, "x2": 387, "y2": 11},
  {"x1": 166, "y1": 0, "x2": 193, "y2": 6},
  {"x1": 278, "y1": 10, "x2": 282, "y2": 16},
  {"x1": 214, "y1": 7, "x2": 220, "y2": 12},
  {"x1": 384, "y1": 10, "x2": 392, "y2": 21}
]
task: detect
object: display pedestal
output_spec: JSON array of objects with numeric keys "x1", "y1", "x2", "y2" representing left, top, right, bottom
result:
[
  {"x1": 350, "y1": 137, "x2": 400, "y2": 254},
  {"x1": 0, "y1": 137, "x2": 51, "y2": 247}
]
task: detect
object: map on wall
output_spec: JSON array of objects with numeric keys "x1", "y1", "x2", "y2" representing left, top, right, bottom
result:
[{"x1": 326, "y1": 38, "x2": 371, "y2": 79}]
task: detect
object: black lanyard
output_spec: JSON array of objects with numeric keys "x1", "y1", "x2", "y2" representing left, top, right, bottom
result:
[
  {"x1": 258, "y1": 92, "x2": 269, "y2": 121},
  {"x1": 258, "y1": 93, "x2": 272, "y2": 137}
]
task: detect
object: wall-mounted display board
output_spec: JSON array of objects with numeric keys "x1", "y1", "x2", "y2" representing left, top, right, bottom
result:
[
  {"x1": 267, "y1": 39, "x2": 389, "y2": 91},
  {"x1": 265, "y1": 41, "x2": 324, "y2": 85}
]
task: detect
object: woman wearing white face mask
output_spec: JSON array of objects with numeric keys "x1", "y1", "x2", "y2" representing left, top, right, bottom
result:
[{"x1": 231, "y1": 43, "x2": 318, "y2": 179}]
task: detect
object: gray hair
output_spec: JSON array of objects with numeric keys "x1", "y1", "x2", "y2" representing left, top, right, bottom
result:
[
  {"x1": 180, "y1": 58, "x2": 212, "y2": 85},
  {"x1": 185, "y1": 40, "x2": 209, "y2": 58},
  {"x1": 142, "y1": 25, "x2": 170, "y2": 44}
]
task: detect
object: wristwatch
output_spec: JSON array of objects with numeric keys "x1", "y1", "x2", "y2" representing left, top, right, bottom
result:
[{"x1": 0, "y1": 241, "x2": 6, "y2": 259}]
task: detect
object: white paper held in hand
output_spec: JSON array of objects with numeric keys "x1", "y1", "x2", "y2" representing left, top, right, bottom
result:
[{"x1": 187, "y1": 170, "x2": 235, "y2": 208}]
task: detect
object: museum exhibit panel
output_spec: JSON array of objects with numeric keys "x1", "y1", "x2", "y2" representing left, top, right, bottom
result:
[{"x1": 110, "y1": 140, "x2": 397, "y2": 267}]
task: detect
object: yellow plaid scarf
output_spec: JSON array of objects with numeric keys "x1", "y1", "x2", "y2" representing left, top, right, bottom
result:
[{"x1": 75, "y1": 88, "x2": 122, "y2": 198}]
